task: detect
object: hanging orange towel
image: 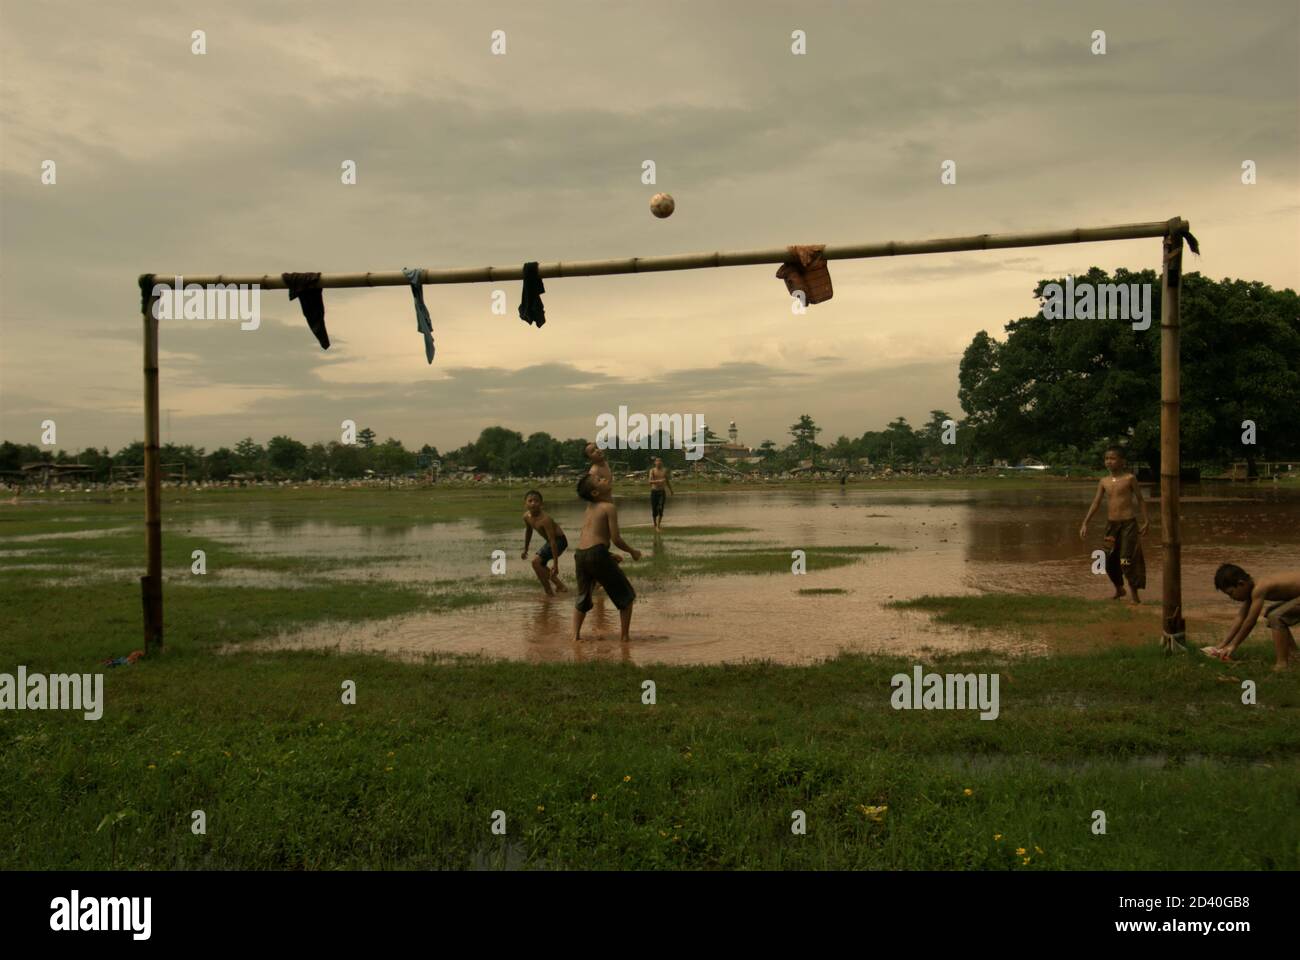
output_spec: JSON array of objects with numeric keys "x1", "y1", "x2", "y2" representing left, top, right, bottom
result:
[{"x1": 776, "y1": 244, "x2": 833, "y2": 305}]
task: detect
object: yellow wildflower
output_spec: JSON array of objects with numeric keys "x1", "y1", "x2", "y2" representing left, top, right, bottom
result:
[
  {"x1": 623, "y1": 775, "x2": 631, "y2": 782},
  {"x1": 994, "y1": 834, "x2": 1002, "y2": 841},
  {"x1": 1016, "y1": 847, "x2": 1026, "y2": 856},
  {"x1": 963, "y1": 788, "x2": 972, "y2": 796}
]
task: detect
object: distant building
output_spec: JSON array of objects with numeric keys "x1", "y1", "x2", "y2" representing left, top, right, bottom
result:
[{"x1": 707, "y1": 419, "x2": 756, "y2": 463}]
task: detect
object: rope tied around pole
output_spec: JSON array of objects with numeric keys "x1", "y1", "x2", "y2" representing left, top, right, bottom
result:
[{"x1": 1161, "y1": 631, "x2": 1188, "y2": 654}]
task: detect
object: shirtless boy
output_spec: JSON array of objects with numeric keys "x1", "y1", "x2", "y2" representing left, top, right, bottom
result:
[
  {"x1": 1203, "y1": 564, "x2": 1300, "y2": 671},
  {"x1": 585, "y1": 441, "x2": 613, "y2": 486},
  {"x1": 521, "y1": 490, "x2": 567, "y2": 595},
  {"x1": 648, "y1": 457, "x2": 674, "y2": 531},
  {"x1": 572, "y1": 472, "x2": 641, "y2": 642},
  {"x1": 1079, "y1": 446, "x2": 1150, "y2": 603}
]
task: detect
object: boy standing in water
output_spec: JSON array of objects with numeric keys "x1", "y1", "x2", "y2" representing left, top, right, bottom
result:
[
  {"x1": 1203, "y1": 564, "x2": 1300, "y2": 671},
  {"x1": 648, "y1": 456, "x2": 673, "y2": 530},
  {"x1": 521, "y1": 490, "x2": 567, "y2": 595},
  {"x1": 573, "y1": 472, "x2": 640, "y2": 642},
  {"x1": 1079, "y1": 446, "x2": 1149, "y2": 603}
]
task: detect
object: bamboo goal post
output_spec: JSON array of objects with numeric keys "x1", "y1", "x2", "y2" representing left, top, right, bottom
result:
[{"x1": 138, "y1": 217, "x2": 1194, "y2": 654}]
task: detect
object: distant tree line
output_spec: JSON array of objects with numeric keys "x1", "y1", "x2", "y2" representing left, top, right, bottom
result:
[
  {"x1": 0, "y1": 434, "x2": 436, "y2": 482},
  {"x1": 0, "y1": 414, "x2": 969, "y2": 482}
]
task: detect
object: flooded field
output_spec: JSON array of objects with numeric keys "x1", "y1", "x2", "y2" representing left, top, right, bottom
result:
[{"x1": 107, "y1": 482, "x2": 1298, "y2": 666}]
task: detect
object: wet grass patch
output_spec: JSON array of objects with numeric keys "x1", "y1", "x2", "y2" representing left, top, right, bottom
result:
[
  {"x1": 889, "y1": 594, "x2": 1138, "y2": 630},
  {"x1": 641, "y1": 545, "x2": 890, "y2": 580}
]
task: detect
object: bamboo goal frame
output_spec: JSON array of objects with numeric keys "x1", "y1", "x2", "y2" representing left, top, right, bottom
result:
[{"x1": 138, "y1": 217, "x2": 1193, "y2": 653}]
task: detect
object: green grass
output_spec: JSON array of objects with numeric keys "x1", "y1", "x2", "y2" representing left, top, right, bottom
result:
[
  {"x1": 889, "y1": 594, "x2": 1133, "y2": 629},
  {"x1": 1, "y1": 647, "x2": 1296, "y2": 870},
  {"x1": 639, "y1": 545, "x2": 889, "y2": 580}
]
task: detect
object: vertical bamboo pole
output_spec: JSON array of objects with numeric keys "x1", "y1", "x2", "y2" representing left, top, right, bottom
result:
[
  {"x1": 1159, "y1": 229, "x2": 1185, "y2": 650},
  {"x1": 140, "y1": 276, "x2": 163, "y2": 654}
]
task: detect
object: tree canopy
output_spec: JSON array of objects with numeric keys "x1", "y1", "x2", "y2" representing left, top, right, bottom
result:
[{"x1": 959, "y1": 270, "x2": 1299, "y2": 468}]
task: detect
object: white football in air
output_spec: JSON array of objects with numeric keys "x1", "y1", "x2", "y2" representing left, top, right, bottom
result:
[{"x1": 650, "y1": 193, "x2": 675, "y2": 218}]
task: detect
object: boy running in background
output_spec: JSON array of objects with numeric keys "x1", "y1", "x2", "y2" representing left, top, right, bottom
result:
[
  {"x1": 573, "y1": 472, "x2": 640, "y2": 642},
  {"x1": 521, "y1": 490, "x2": 567, "y2": 595},
  {"x1": 648, "y1": 456, "x2": 674, "y2": 530},
  {"x1": 1079, "y1": 446, "x2": 1149, "y2": 603},
  {"x1": 1203, "y1": 564, "x2": 1300, "y2": 671}
]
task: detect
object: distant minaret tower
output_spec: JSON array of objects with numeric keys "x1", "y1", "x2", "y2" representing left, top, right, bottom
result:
[{"x1": 728, "y1": 420, "x2": 738, "y2": 444}]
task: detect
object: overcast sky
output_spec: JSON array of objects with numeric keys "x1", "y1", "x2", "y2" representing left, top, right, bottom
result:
[{"x1": 2, "y1": 0, "x2": 1296, "y2": 455}]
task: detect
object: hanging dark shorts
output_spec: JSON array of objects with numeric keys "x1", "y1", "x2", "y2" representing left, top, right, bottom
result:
[
  {"x1": 573, "y1": 543, "x2": 636, "y2": 612},
  {"x1": 536, "y1": 533, "x2": 567, "y2": 565},
  {"x1": 1103, "y1": 518, "x2": 1146, "y2": 589},
  {"x1": 651, "y1": 488, "x2": 666, "y2": 520}
]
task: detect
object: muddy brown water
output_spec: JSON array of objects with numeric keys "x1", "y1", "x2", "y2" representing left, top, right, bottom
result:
[{"x1": 165, "y1": 484, "x2": 1300, "y2": 665}]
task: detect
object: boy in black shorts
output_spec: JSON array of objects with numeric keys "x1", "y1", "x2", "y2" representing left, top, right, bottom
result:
[
  {"x1": 521, "y1": 490, "x2": 567, "y2": 595},
  {"x1": 573, "y1": 471, "x2": 641, "y2": 641},
  {"x1": 648, "y1": 457, "x2": 673, "y2": 530}
]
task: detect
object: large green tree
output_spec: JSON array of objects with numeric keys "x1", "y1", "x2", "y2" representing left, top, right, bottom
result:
[
  {"x1": 371, "y1": 438, "x2": 416, "y2": 476},
  {"x1": 470, "y1": 426, "x2": 525, "y2": 474},
  {"x1": 958, "y1": 270, "x2": 1300, "y2": 468},
  {"x1": 267, "y1": 435, "x2": 308, "y2": 475}
]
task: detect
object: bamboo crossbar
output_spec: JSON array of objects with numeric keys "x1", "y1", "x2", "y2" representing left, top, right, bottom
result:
[{"x1": 149, "y1": 219, "x2": 1187, "y2": 290}]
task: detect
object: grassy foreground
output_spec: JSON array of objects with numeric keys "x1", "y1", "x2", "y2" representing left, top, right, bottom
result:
[
  {"x1": 2, "y1": 488, "x2": 1298, "y2": 870},
  {"x1": 2, "y1": 643, "x2": 1297, "y2": 870}
]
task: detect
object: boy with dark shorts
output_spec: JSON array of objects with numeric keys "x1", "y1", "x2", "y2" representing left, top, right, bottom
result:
[
  {"x1": 1079, "y1": 446, "x2": 1149, "y2": 603},
  {"x1": 521, "y1": 490, "x2": 567, "y2": 595},
  {"x1": 648, "y1": 457, "x2": 673, "y2": 530},
  {"x1": 573, "y1": 472, "x2": 641, "y2": 641},
  {"x1": 1203, "y1": 564, "x2": 1300, "y2": 671}
]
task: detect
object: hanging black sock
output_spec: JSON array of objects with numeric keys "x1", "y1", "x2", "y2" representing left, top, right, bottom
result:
[
  {"x1": 518, "y1": 261, "x2": 546, "y2": 328},
  {"x1": 283, "y1": 272, "x2": 329, "y2": 349}
]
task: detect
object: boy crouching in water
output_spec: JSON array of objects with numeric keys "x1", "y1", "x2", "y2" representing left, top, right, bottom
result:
[
  {"x1": 1204, "y1": 564, "x2": 1300, "y2": 671},
  {"x1": 573, "y1": 472, "x2": 641, "y2": 642},
  {"x1": 521, "y1": 490, "x2": 567, "y2": 595}
]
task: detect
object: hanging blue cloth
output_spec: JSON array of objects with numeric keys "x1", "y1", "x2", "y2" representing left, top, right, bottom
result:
[{"x1": 402, "y1": 268, "x2": 435, "y2": 364}]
